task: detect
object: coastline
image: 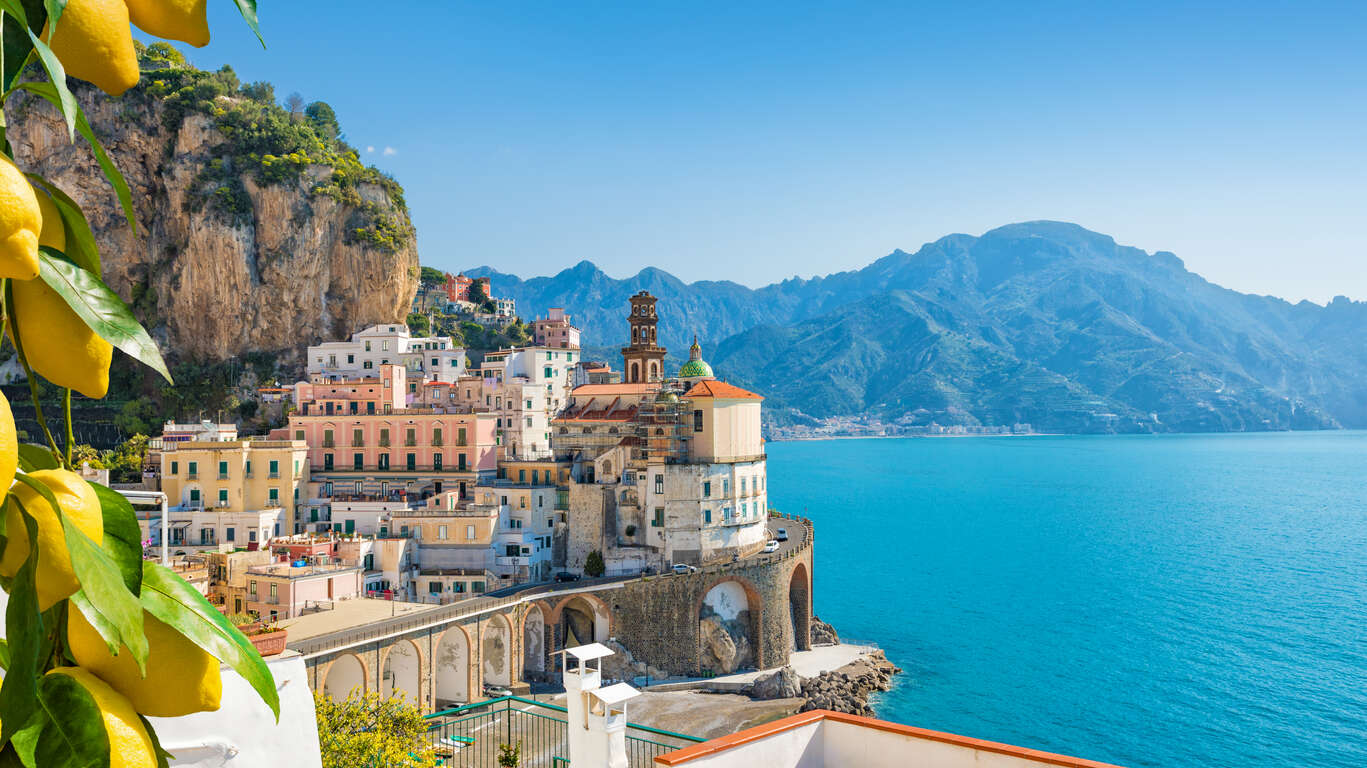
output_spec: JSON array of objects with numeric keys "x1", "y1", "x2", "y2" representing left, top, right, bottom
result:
[{"x1": 770, "y1": 432, "x2": 1055, "y2": 442}]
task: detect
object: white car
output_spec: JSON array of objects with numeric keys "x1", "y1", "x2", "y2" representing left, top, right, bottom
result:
[
  {"x1": 775, "y1": 528, "x2": 789, "y2": 542},
  {"x1": 671, "y1": 563, "x2": 699, "y2": 574},
  {"x1": 763, "y1": 540, "x2": 780, "y2": 553}
]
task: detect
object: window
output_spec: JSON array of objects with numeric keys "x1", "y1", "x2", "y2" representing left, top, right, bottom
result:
[
  {"x1": 405, "y1": 428, "x2": 416, "y2": 446},
  {"x1": 457, "y1": 427, "x2": 467, "y2": 446},
  {"x1": 353, "y1": 428, "x2": 364, "y2": 447},
  {"x1": 703, "y1": 481, "x2": 711, "y2": 498},
  {"x1": 473, "y1": 582, "x2": 485, "y2": 593},
  {"x1": 226, "y1": 526, "x2": 235, "y2": 541},
  {"x1": 245, "y1": 460, "x2": 252, "y2": 477},
  {"x1": 269, "y1": 583, "x2": 277, "y2": 600},
  {"x1": 217, "y1": 460, "x2": 228, "y2": 479},
  {"x1": 433, "y1": 427, "x2": 443, "y2": 446},
  {"x1": 295, "y1": 429, "x2": 304, "y2": 441},
  {"x1": 525, "y1": 399, "x2": 533, "y2": 409},
  {"x1": 437, "y1": 525, "x2": 448, "y2": 540},
  {"x1": 269, "y1": 488, "x2": 279, "y2": 504},
  {"x1": 353, "y1": 453, "x2": 364, "y2": 470},
  {"x1": 741, "y1": 478, "x2": 747, "y2": 494},
  {"x1": 365, "y1": 340, "x2": 371, "y2": 351},
  {"x1": 544, "y1": 367, "x2": 553, "y2": 378},
  {"x1": 465, "y1": 525, "x2": 475, "y2": 540},
  {"x1": 323, "y1": 429, "x2": 335, "y2": 447},
  {"x1": 655, "y1": 475, "x2": 664, "y2": 494},
  {"x1": 347, "y1": 354, "x2": 355, "y2": 364},
  {"x1": 406, "y1": 453, "x2": 416, "y2": 471},
  {"x1": 723, "y1": 478, "x2": 730, "y2": 495},
  {"x1": 217, "y1": 489, "x2": 228, "y2": 506},
  {"x1": 433, "y1": 454, "x2": 443, "y2": 470},
  {"x1": 170, "y1": 461, "x2": 178, "y2": 475},
  {"x1": 458, "y1": 453, "x2": 467, "y2": 470},
  {"x1": 518, "y1": 470, "x2": 526, "y2": 483},
  {"x1": 250, "y1": 580, "x2": 257, "y2": 595},
  {"x1": 704, "y1": 509, "x2": 711, "y2": 524},
  {"x1": 429, "y1": 582, "x2": 442, "y2": 595},
  {"x1": 452, "y1": 582, "x2": 466, "y2": 593},
  {"x1": 693, "y1": 410, "x2": 704, "y2": 432},
  {"x1": 380, "y1": 428, "x2": 390, "y2": 447},
  {"x1": 187, "y1": 461, "x2": 198, "y2": 478},
  {"x1": 249, "y1": 529, "x2": 257, "y2": 542},
  {"x1": 269, "y1": 459, "x2": 279, "y2": 478},
  {"x1": 379, "y1": 454, "x2": 390, "y2": 470},
  {"x1": 324, "y1": 453, "x2": 334, "y2": 470},
  {"x1": 653, "y1": 508, "x2": 664, "y2": 527}
]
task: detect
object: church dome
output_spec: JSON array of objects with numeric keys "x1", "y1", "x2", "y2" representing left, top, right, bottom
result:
[
  {"x1": 655, "y1": 390, "x2": 679, "y2": 404},
  {"x1": 677, "y1": 335, "x2": 714, "y2": 380}
]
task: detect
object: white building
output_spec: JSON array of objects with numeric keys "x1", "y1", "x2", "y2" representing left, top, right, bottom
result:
[
  {"x1": 477, "y1": 345, "x2": 579, "y2": 460},
  {"x1": 306, "y1": 324, "x2": 467, "y2": 385}
]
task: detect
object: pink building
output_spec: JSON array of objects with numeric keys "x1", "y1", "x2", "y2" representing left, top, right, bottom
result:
[
  {"x1": 533, "y1": 308, "x2": 581, "y2": 349},
  {"x1": 293, "y1": 365, "x2": 407, "y2": 416},
  {"x1": 242, "y1": 561, "x2": 363, "y2": 620}
]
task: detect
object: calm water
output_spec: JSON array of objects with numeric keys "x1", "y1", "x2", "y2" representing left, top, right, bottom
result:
[{"x1": 765, "y1": 432, "x2": 1367, "y2": 768}]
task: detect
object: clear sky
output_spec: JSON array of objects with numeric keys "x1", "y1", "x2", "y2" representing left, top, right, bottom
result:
[{"x1": 184, "y1": 1, "x2": 1365, "y2": 303}]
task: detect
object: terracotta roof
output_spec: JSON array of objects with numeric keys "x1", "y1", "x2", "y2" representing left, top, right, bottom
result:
[
  {"x1": 423, "y1": 381, "x2": 452, "y2": 387},
  {"x1": 571, "y1": 383, "x2": 657, "y2": 396},
  {"x1": 682, "y1": 380, "x2": 763, "y2": 400}
]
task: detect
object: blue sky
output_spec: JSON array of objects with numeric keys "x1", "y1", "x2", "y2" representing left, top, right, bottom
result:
[{"x1": 184, "y1": 1, "x2": 1365, "y2": 302}]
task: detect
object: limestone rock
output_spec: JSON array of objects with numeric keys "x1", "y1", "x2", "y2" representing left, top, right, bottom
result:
[
  {"x1": 810, "y1": 615, "x2": 840, "y2": 646},
  {"x1": 6, "y1": 81, "x2": 417, "y2": 366},
  {"x1": 746, "y1": 665, "x2": 801, "y2": 701}
]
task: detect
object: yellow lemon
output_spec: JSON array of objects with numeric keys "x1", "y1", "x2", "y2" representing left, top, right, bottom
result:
[
  {"x1": 46, "y1": 668, "x2": 157, "y2": 768},
  {"x1": 34, "y1": 185, "x2": 66, "y2": 251},
  {"x1": 9, "y1": 268, "x2": 114, "y2": 399},
  {"x1": 0, "y1": 469, "x2": 104, "y2": 610},
  {"x1": 0, "y1": 154, "x2": 41, "y2": 281},
  {"x1": 46, "y1": 0, "x2": 140, "y2": 96},
  {"x1": 69, "y1": 605, "x2": 223, "y2": 717},
  {"x1": 125, "y1": 0, "x2": 209, "y2": 47},
  {"x1": 0, "y1": 391, "x2": 16, "y2": 498}
]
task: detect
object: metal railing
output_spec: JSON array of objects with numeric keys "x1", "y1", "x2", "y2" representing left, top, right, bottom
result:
[{"x1": 423, "y1": 696, "x2": 701, "y2": 767}]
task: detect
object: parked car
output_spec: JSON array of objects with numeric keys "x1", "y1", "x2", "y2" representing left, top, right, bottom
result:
[
  {"x1": 554, "y1": 572, "x2": 580, "y2": 583},
  {"x1": 763, "y1": 540, "x2": 780, "y2": 553},
  {"x1": 484, "y1": 684, "x2": 512, "y2": 697},
  {"x1": 671, "y1": 563, "x2": 699, "y2": 575},
  {"x1": 775, "y1": 527, "x2": 789, "y2": 542}
]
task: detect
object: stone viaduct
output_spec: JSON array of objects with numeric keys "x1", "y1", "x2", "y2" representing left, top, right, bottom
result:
[{"x1": 295, "y1": 515, "x2": 814, "y2": 711}]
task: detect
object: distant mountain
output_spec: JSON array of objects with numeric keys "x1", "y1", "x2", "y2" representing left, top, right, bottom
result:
[{"x1": 469, "y1": 222, "x2": 1367, "y2": 433}]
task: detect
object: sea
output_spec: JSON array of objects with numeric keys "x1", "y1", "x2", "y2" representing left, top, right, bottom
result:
[{"x1": 765, "y1": 432, "x2": 1367, "y2": 768}]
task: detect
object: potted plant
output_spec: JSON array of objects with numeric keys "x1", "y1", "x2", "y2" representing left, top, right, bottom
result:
[
  {"x1": 226, "y1": 612, "x2": 262, "y2": 636},
  {"x1": 239, "y1": 618, "x2": 288, "y2": 656}
]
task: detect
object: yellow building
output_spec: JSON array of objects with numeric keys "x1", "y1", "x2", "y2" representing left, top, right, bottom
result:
[{"x1": 160, "y1": 439, "x2": 311, "y2": 550}]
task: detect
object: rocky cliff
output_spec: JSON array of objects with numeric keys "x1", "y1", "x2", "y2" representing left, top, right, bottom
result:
[{"x1": 5, "y1": 58, "x2": 417, "y2": 365}]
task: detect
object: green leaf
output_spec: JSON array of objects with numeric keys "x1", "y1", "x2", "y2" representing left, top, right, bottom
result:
[
  {"x1": 10, "y1": 472, "x2": 148, "y2": 672},
  {"x1": 230, "y1": 0, "x2": 265, "y2": 48},
  {"x1": 40, "y1": 0, "x2": 63, "y2": 27},
  {"x1": 0, "y1": 0, "x2": 41, "y2": 91},
  {"x1": 7, "y1": 708, "x2": 44, "y2": 768},
  {"x1": 14, "y1": 81, "x2": 136, "y2": 232},
  {"x1": 89, "y1": 483, "x2": 142, "y2": 595},
  {"x1": 141, "y1": 561, "x2": 280, "y2": 719},
  {"x1": 15, "y1": 443, "x2": 59, "y2": 472},
  {"x1": 23, "y1": 28, "x2": 77, "y2": 140},
  {"x1": 0, "y1": 505, "x2": 45, "y2": 747},
  {"x1": 0, "y1": 638, "x2": 9, "y2": 670},
  {"x1": 32, "y1": 672, "x2": 112, "y2": 768},
  {"x1": 25, "y1": 174, "x2": 100, "y2": 275},
  {"x1": 35, "y1": 250, "x2": 172, "y2": 384},
  {"x1": 137, "y1": 715, "x2": 173, "y2": 768}
]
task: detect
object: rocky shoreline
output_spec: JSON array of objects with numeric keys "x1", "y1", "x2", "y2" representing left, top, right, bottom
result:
[{"x1": 741, "y1": 648, "x2": 900, "y2": 718}]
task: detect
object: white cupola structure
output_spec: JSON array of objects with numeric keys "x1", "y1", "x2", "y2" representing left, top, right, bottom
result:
[{"x1": 561, "y1": 643, "x2": 641, "y2": 768}]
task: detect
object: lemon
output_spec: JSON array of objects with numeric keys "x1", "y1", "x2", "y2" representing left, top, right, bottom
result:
[
  {"x1": 69, "y1": 604, "x2": 223, "y2": 717},
  {"x1": 0, "y1": 469, "x2": 104, "y2": 610},
  {"x1": 46, "y1": 0, "x2": 140, "y2": 96},
  {"x1": 0, "y1": 391, "x2": 16, "y2": 498},
  {"x1": 34, "y1": 185, "x2": 66, "y2": 251},
  {"x1": 0, "y1": 154, "x2": 41, "y2": 281},
  {"x1": 9, "y1": 263, "x2": 114, "y2": 399},
  {"x1": 46, "y1": 668, "x2": 157, "y2": 768},
  {"x1": 125, "y1": 0, "x2": 209, "y2": 47}
]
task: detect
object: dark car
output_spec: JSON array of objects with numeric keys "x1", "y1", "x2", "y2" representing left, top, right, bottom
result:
[{"x1": 554, "y1": 572, "x2": 580, "y2": 583}]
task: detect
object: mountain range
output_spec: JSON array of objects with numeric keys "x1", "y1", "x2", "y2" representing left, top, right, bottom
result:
[{"x1": 468, "y1": 222, "x2": 1367, "y2": 433}]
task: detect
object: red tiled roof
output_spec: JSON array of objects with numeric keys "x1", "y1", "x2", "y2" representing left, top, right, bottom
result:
[
  {"x1": 571, "y1": 383, "x2": 657, "y2": 396},
  {"x1": 682, "y1": 380, "x2": 763, "y2": 400}
]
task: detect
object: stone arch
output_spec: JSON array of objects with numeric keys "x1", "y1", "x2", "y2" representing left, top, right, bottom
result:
[
  {"x1": 434, "y1": 625, "x2": 472, "y2": 707},
  {"x1": 559, "y1": 427, "x2": 568, "y2": 435},
  {"x1": 482, "y1": 613, "x2": 514, "y2": 687},
  {"x1": 321, "y1": 653, "x2": 367, "y2": 699},
  {"x1": 789, "y1": 562, "x2": 811, "y2": 651},
  {"x1": 380, "y1": 639, "x2": 422, "y2": 707},
  {"x1": 551, "y1": 593, "x2": 611, "y2": 648},
  {"x1": 629, "y1": 361, "x2": 640, "y2": 383},
  {"x1": 522, "y1": 604, "x2": 547, "y2": 678},
  {"x1": 697, "y1": 577, "x2": 764, "y2": 675}
]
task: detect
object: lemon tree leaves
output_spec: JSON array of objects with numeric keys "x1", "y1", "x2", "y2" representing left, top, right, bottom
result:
[
  {"x1": 9, "y1": 473, "x2": 147, "y2": 671},
  {"x1": 35, "y1": 250, "x2": 171, "y2": 384},
  {"x1": 0, "y1": 0, "x2": 77, "y2": 140},
  {"x1": 15, "y1": 444, "x2": 59, "y2": 472},
  {"x1": 231, "y1": 0, "x2": 265, "y2": 48},
  {"x1": 26, "y1": 174, "x2": 100, "y2": 275},
  {"x1": 140, "y1": 561, "x2": 280, "y2": 719},
  {"x1": 22, "y1": 672, "x2": 113, "y2": 768},
  {"x1": 14, "y1": 81, "x2": 136, "y2": 232},
  {"x1": 0, "y1": 507, "x2": 47, "y2": 747},
  {"x1": 90, "y1": 483, "x2": 142, "y2": 595}
]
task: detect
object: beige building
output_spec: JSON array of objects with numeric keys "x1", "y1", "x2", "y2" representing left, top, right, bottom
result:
[{"x1": 159, "y1": 439, "x2": 310, "y2": 551}]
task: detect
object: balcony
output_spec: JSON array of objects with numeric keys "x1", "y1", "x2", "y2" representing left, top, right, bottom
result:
[
  {"x1": 322, "y1": 440, "x2": 336, "y2": 448},
  {"x1": 187, "y1": 472, "x2": 199, "y2": 480},
  {"x1": 379, "y1": 439, "x2": 391, "y2": 447},
  {"x1": 217, "y1": 473, "x2": 229, "y2": 480},
  {"x1": 404, "y1": 439, "x2": 418, "y2": 447},
  {"x1": 268, "y1": 472, "x2": 280, "y2": 479}
]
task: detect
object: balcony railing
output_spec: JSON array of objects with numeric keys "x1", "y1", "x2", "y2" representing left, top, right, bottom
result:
[
  {"x1": 268, "y1": 472, "x2": 280, "y2": 479},
  {"x1": 311, "y1": 464, "x2": 474, "y2": 474},
  {"x1": 379, "y1": 439, "x2": 391, "y2": 447},
  {"x1": 217, "y1": 472, "x2": 229, "y2": 480},
  {"x1": 186, "y1": 472, "x2": 199, "y2": 480},
  {"x1": 322, "y1": 440, "x2": 336, "y2": 448},
  {"x1": 404, "y1": 439, "x2": 418, "y2": 447}
]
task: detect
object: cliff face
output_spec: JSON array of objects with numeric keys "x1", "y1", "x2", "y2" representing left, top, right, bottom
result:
[{"x1": 6, "y1": 81, "x2": 417, "y2": 364}]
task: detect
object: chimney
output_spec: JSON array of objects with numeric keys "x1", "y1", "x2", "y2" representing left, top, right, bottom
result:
[{"x1": 560, "y1": 643, "x2": 639, "y2": 768}]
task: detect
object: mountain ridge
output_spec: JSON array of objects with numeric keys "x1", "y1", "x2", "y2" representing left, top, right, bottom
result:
[{"x1": 467, "y1": 221, "x2": 1367, "y2": 433}]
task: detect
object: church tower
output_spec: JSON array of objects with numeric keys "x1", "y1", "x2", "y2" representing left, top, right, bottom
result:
[{"x1": 621, "y1": 291, "x2": 666, "y2": 383}]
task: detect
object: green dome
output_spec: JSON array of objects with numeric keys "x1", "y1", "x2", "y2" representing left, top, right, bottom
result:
[{"x1": 678, "y1": 359, "x2": 714, "y2": 379}]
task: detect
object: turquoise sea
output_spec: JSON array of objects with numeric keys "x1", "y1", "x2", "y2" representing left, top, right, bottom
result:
[{"x1": 765, "y1": 432, "x2": 1367, "y2": 768}]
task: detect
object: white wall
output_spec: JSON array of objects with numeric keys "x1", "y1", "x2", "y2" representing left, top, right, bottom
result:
[{"x1": 151, "y1": 653, "x2": 322, "y2": 768}]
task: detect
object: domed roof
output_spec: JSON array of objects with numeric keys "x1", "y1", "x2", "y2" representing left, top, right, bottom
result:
[
  {"x1": 654, "y1": 390, "x2": 679, "y2": 404},
  {"x1": 678, "y1": 334, "x2": 714, "y2": 380}
]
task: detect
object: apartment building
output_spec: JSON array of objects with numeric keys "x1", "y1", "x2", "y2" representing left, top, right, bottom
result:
[
  {"x1": 305, "y1": 324, "x2": 467, "y2": 385},
  {"x1": 158, "y1": 439, "x2": 310, "y2": 551}
]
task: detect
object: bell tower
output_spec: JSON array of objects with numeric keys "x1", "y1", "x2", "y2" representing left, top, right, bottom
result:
[{"x1": 621, "y1": 291, "x2": 666, "y2": 384}]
